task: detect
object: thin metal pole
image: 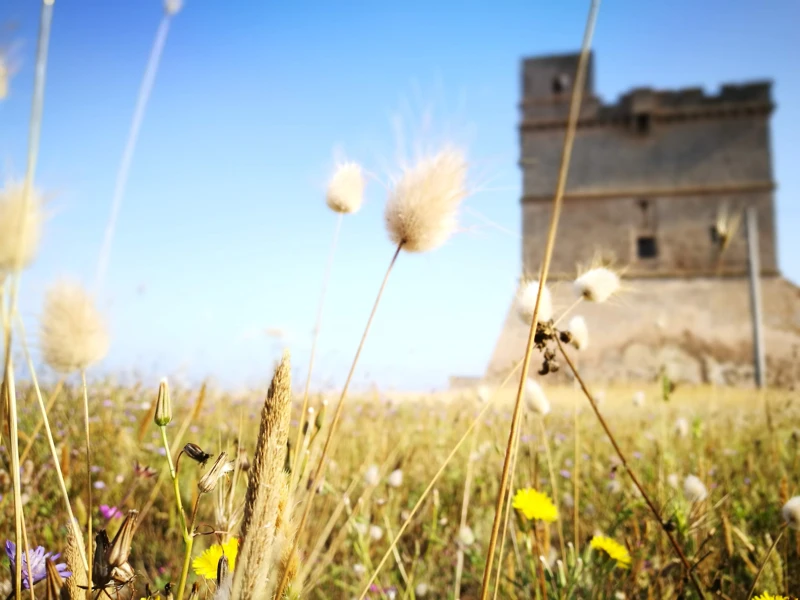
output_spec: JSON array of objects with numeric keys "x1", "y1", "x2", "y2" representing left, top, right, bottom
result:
[{"x1": 746, "y1": 205, "x2": 766, "y2": 387}]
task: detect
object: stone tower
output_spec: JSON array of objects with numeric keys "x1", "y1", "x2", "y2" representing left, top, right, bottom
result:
[{"x1": 486, "y1": 52, "x2": 800, "y2": 386}]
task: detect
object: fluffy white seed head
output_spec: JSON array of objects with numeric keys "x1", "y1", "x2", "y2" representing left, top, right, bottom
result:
[
  {"x1": 369, "y1": 525, "x2": 384, "y2": 541},
  {"x1": 457, "y1": 525, "x2": 475, "y2": 547},
  {"x1": 517, "y1": 280, "x2": 553, "y2": 325},
  {"x1": 632, "y1": 391, "x2": 645, "y2": 407},
  {"x1": 667, "y1": 473, "x2": 680, "y2": 490},
  {"x1": 326, "y1": 162, "x2": 364, "y2": 214},
  {"x1": 387, "y1": 469, "x2": 403, "y2": 488},
  {"x1": 573, "y1": 267, "x2": 620, "y2": 303},
  {"x1": 0, "y1": 180, "x2": 44, "y2": 273},
  {"x1": 40, "y1": 281, "x2": 110, "y2": 373},
  {"x1": 674, "y1": 417, "x2": 689, "y2": 438},
  {"x1": 524, "y1": 379, "x2": 550, "y2": 416},
  {"x1": 567, "y1": 315, "x2": 588, "y2": 350},
  {"x1": 683, "y1": 475, "x2": 707, "y2": 503},
  {"x1": 415, "y1": 583, "x2": 429, "y2": 597},
  {"x1": 164, "y1": 0, "x2": 182, "y2": 15},
  {"x1": 384, "y1": 147, "x2": 467, "y2": 253},
  {"x1": 364, "y1": 464, "x2": 380, "y2": 487},
  {"x1": 782, "y1": 496, "x2": 800, "y2": 531}
]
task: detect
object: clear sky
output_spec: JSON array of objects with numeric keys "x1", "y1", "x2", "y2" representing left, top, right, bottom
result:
[{"x1": 1, "y1": 0, "x2": 798, "y2": 392}]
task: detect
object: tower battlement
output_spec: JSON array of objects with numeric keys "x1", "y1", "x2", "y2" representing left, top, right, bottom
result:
[
  {"x1": 484, "y1": 52, "x2": 797, "y2": 387},
  {"x1": 519, "y1": 52, "x2": 777, "y2": 281}
]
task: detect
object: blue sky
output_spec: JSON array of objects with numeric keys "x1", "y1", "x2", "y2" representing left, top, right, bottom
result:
[{"x1": 1, "y1": 0, "x2": 798, "y2": 391}]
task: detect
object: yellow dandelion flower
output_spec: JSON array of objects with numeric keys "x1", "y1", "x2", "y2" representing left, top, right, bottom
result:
[
  {"x1": 192, "y1": 537, "x2": 239, "y2": 579},
  {"x1": 753, "y1": 594, "x2": 791, "y2": 600},
  {"x1": 590, "y1": 535, "x2": 631, "y2": 569},
  {"x1": 512, "y1": 488, "x2": 558, "y2": 523}
]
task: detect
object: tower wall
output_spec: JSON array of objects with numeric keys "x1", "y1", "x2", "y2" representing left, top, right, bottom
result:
[{"x1": 483, "y1": 52, "x2": 797, "y2": 388}]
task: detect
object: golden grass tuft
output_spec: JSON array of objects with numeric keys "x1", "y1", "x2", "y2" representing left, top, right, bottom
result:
[
  {"x1": 0, "y1": 179, "x2": 43, "y2": 273},
  {"x1": 384, "y1": 147, "x2": 467, "y2": 253},
  {"x1": 232, "y1": 350, "x2": 293, "y2": 599},
  {"x1": 39, "y1": 281, "x2": 109, "y2": 374}
]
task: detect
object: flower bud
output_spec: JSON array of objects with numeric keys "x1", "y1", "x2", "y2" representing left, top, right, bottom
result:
[
  {"x1": 154, "y1": 378, "x2": 172, "y2": 427},
  {"x1": 183, "y1": 443, "x2": 211, "y2": 467},
  {"x1": 108, "y1": 509, "x2": 138, "y2": 567},
  {"x1": 216, "y1": 554, "x2": 229, "y2": 586}
]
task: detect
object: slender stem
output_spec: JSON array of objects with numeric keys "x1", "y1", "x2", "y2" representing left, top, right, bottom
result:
[
  {"x1": 176, "y1": 495, "x2": 201, "y2": 600},
  {"x1": 746, "y1": 525, "x2": 786, "y2": 600},
  {"x1": 160, "y1": 425, "x2": 189, "y2": 540},
  {"x1": 80, "y1": 370, "x2": 93, "y2": 597},
  {"x1": 4, "y1": 364, "x2": 23, "y2": 600},
  {"x1": 573, "y1": 396, "x2": 580, "y2": 554},
  {"x1": 478, "y1": 4, "x2": 600, "y2": 597},
  {"x1": 275, "y1": 242, "x2": 403, "y2": 600},
  {"x1": 19, "y1": 507, "x2": 34, "y2": 600},
  {"x1": 492, "y1": 416, "x2": 523, "y2": 600},
  {"x1": 556, "y1": 337, "x2": 706, "y2": 599},
  {"x1": 292, "y1": 212, "x2": 344, "y2": 489},
  {"x1": 454, "y1": 421, "x2": 480, "y2": 600},
  {"x1": 552, "y1": 296, "x2": 583, "y2": 328},
  {"x1": 19, "y1": 378, "x2": 64, "y2": 464},
  {"x1": 16, "y1": 317, "x2": 87, "y2": 572},
  {"x1": 357, "y1": 359, "x2": 525, "y2": 599},
  {"x1": 539, "y1": 417, "x2": 566, "y2": 562}
]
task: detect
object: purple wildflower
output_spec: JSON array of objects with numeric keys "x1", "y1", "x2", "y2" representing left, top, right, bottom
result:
[
  {"x1": 5, "y1": 541, "x2": 71, "y2": 589},
  {"x1": 99, "y1": 504, "x2": 123, "y2": 520},
  {"x1": 560, "y1": 469, "x2": 571, "y2": 480}
]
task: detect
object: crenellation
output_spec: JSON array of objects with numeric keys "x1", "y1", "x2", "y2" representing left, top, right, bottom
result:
[{"x1": 486, "y1": 51, "x2": 795, "y2": 387}]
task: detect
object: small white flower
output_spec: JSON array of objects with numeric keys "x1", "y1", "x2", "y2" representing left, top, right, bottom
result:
[
  {"x1": 353, "y1": 563, "x2": 367, "y2": 576},
  {"x1": 387, "y1": 469, "x2": 403, "y2": 488},
  {"x1": 369, "y1": 525, "x2": 384, "y2": 541},
  {"x1": 683, "y1": 475, "x2": 707, "y2": 503},
  {"x1": 517, "y1": 280, "x2": 553, "y2": 324},
  {"x1": 415, "y1": 583, "x2": 429, "y2": 597},
  {"x1": 573, "y1": 267, "x2": 620, "y2": 303},
  {"x1": 567, "y1": 315, "x2": 589, "y2": 350},
  {"x1": 364, "y1": 464, "x2": 380, "y2": 486},
  {"x1": 606, "y1": 480, "x2": 622, "y2": 494},
  {"x1": 524, "y1": 379, "x2": 550, "y2": 416},
  {"x1": 667, "y1": 473, "x2": 680, "y2": 490},
  {"x1": 674, "y1": 417, "x2": 689, "y2": 438},
  {"x1": 632, "y1": 391, "x2": 645, "y2": 407},
  {"x1": 457, "y1": 525, "x2": 475, "y2": 547},
  {"x1": 782, "y1": 497, "x2": 800, "y2": 530}
]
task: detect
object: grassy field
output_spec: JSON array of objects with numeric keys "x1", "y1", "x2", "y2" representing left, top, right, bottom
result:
[{"x1": 2, "y1": 377, "x2": 798, "y2": 598}]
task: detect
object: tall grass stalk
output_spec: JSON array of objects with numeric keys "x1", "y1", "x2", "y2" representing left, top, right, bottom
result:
[
  {"x1": 573, "y1": 396, "x2": 580, "y2": 553},
  {"x1": 274, "y1": 242, "x2": 403, "y2": 599},
  {"x1": 94, "y1": 9, "x2": 176, "y2": 292},
  {"x1": 358, "y1": 359, "x2": 525, "y2": 599},
  {"x1": 1, "y1": 2, "x2": 55, "y2": 596},
  {"x1": 538, "y1": 417, "x2": 566, "y2": 561},
  {"x1": 79, "y1": 369, "x2": 94, "y2": 592},
  {"x1": 556, "y1": 336, "x2": 707, "y2": 599},
  {"x1": 453, "y1": 419, "x2": 481, "y2": 600},
  {"x1": 292, "y1": 212, "x2": 344, "y2": 489},
  {"x1": 492, "y1": 415, "x2": 523, "y2": 600},
  {"x1": 746, "y1": 525, "x2": 786, "y2": 600},
  {"x1": 16, "y1": 317, "x2": 88, "y2": 572},
  {"x1": 478, "y1": 4, "x2": 600, "y2": 597},
  {"x1": 19, "y1": 378, "x2": 63, "y2": 463}
]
